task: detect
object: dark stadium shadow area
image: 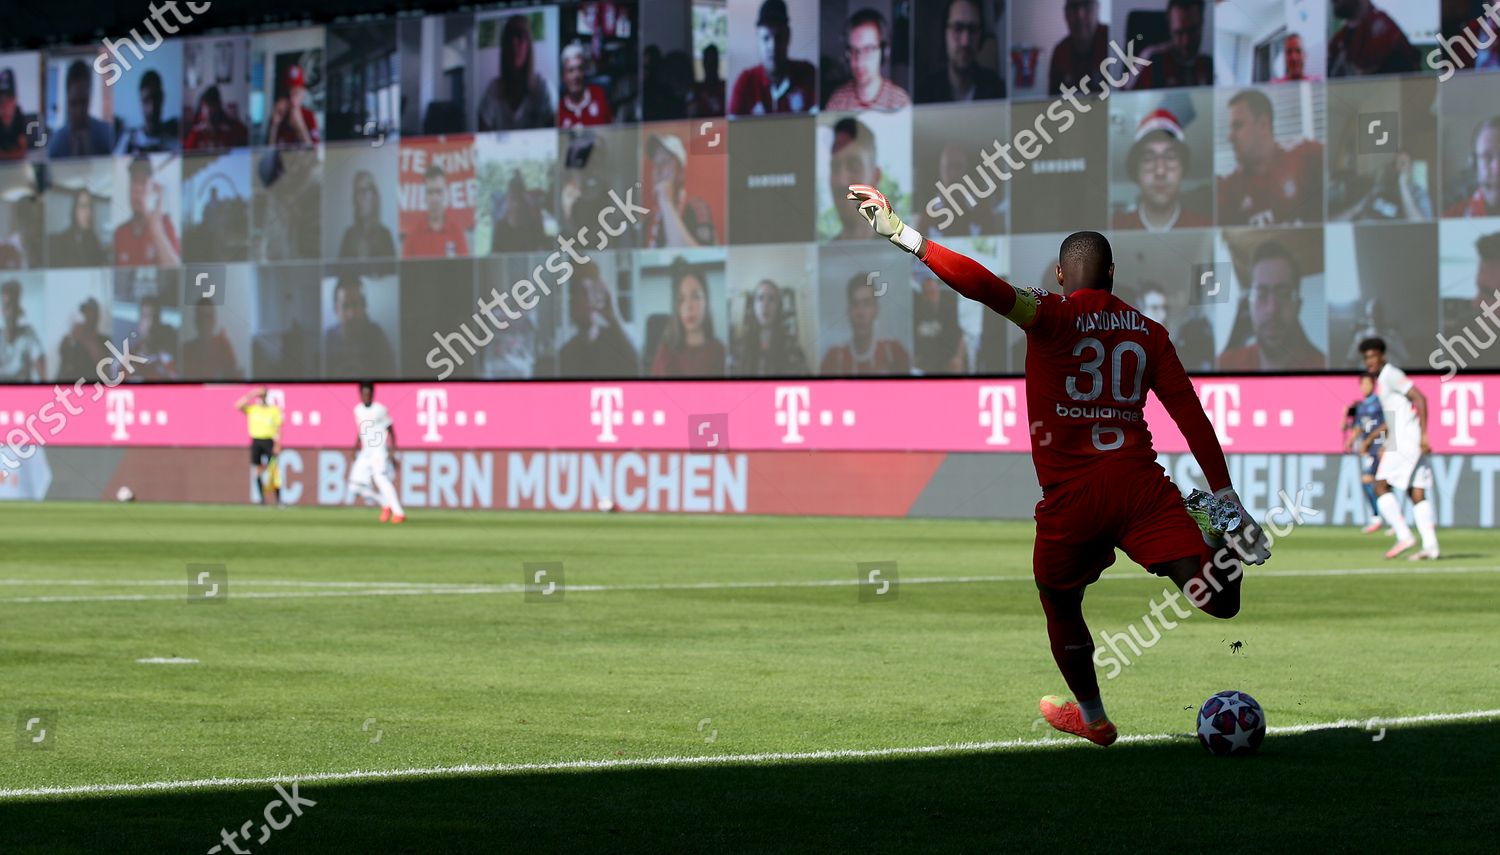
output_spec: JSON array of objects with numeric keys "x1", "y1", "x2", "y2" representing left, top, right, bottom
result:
[{"x1": 3, "y1": 723, "x2": 1496, "y2": 852}]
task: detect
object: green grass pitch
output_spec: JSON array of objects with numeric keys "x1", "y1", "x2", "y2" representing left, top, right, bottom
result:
[{"x1": 1, "y1": 502, "x2": 1497, "y2": 851}]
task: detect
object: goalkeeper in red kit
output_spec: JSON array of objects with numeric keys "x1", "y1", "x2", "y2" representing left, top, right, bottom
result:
[{"x1": 846, "y1": 184, "x2": 1273, "y2": 746}]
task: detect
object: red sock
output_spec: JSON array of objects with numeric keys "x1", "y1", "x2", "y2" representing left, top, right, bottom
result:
[{"x1": 1037, "y1": 588, "x2": 1100, "y2": 704}]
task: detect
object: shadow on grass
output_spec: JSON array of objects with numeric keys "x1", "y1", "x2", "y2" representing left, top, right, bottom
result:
[{"x1": 2, "y1": 723, "x2": 1495, "y2": 852}]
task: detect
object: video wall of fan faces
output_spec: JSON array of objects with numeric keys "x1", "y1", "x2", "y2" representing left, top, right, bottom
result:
[{"x1": 1, "y1": 0, "x2": 1498, "y2": 383}]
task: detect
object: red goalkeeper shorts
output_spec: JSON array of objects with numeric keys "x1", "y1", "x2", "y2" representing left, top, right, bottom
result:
[{"x1": 1031, "y1": 464, "x2": 1207, "y2": 590}]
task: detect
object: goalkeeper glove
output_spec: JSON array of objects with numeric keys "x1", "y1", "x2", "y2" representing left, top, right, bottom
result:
[
  {"x1": 1215, "y1": 487, "x2": 1272, "y2": 565},
  {"x1": 845, "y1": 184, "x2": 923, "y2": 255}
]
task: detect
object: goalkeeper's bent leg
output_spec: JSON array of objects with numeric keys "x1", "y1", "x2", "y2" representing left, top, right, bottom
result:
[{"x1": 1153, "y1": 545, "x2": 1242, "y2": 619}]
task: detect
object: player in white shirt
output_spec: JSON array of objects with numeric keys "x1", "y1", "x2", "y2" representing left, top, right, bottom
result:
[
  {"x1": 1360, "y1": 338, "x2": 1438, "y2": 560},
  {"x1": 349, "y1": 382, "x2": 405, "y2": 524}
]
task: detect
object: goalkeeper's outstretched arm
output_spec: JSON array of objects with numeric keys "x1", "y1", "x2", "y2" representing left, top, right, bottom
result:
[{"x1": 844, "y1": 184, "x2": 1035, "y2": 326}]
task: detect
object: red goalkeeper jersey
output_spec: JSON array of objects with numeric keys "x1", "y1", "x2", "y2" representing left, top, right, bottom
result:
[
  {"x1": 1019, "y1": 286, "x2": 1200, "y2": 487},
  {"x1": 920, "y1": 240, "x2": 1231, "y2": 492}
]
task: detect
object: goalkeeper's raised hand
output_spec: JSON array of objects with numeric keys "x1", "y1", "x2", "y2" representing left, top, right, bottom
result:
[{"x1": 845, "y1": 184, "x2": 924, "y2": 255}]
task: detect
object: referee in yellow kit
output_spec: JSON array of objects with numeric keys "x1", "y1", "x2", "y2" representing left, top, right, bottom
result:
[{"x1": 235, "y1": 387, "x2": 283, "y2": 505}]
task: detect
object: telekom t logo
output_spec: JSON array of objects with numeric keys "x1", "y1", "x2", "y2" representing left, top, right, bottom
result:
[
  {"x1": 265, "y1": 388, "x2": 287, "y2": 410},
  {"x1": 590, "y1": 388, "x2": 624, "y2": 443},
  {"x1": 1440, "y1": 382, "x2": 1484, "y2": 447},
  {"x1": 416, "y1": 388, "x2": 449, "y2": 442},
  {"x1": 105, "y1": 389, "x2": 135, "y2": 440},
  {"x1": 1199, "y1": 383, "x2": 1241, "y2": 446},
  {"x1": 978, "y1": 386, "x2": 1018, "y2": 445},
  {"x1": 774, "y1": 387, "x2": 811, "y2": 444}
]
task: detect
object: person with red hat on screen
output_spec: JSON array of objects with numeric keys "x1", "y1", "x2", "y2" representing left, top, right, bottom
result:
[
  {"x1": 267, "y1": 63, "x2": 319, "y2": 148},
  {"x1": 1113, "y1": 108, "x2": 1209, "y2": 232}
]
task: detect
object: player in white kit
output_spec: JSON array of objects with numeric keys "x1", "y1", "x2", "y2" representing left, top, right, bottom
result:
[
  {"x1": 1360, "y1": 338, "x2": 1438, "y2": 560},
  {"x1": 349, "y1": 382, "x2": 405, "y2": 524}
]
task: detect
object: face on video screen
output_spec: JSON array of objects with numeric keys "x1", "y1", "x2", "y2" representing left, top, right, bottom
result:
[
  {"x1": 1215, "y1": 226, "x2": 1328, "y2": 372},
  {"x1": 253, "y1": 28, "x2": 325, "y2": 150},
  {"x1": 1108, "y1": 89, "x2": 1213, "y2": 231},
  {"x1": 183, "y1": 36, "x2": 253, "y2": 153},
  {"x1": 0, "y1": 52, "x2": 44, "y2": 158},
  {"x1": 1215, "y1": 84, "x2": 1326, "y2": 227}
]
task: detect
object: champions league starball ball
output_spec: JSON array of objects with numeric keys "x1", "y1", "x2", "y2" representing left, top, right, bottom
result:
[{"x1": 1196, "y1": 690, "x2": 1266, "y2": 756}]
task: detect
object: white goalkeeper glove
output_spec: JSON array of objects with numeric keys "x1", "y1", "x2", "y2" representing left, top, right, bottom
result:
[
  {"x1": 1215, "y1": 487, "x2": 1272, "y2": 566},
  {"x1": 845, "y1": 184, "x2": 924, "y2": 255}
]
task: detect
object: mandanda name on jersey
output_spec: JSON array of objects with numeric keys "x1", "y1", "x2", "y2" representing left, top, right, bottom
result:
[{"x1": 1074, "y1": 310, "x2": 1150, "y2": 335}]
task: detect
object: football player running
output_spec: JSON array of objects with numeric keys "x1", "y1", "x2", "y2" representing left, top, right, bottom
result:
[
  {"x1": 350, "y1": 382, "x2": 405, "y2": 524},
  {"x1": 846, "y1": 183, "x2": 1272, "y2": 745},
  {"x1": 1360, "y1": 338, "x2": 1439, "y2": 560}
]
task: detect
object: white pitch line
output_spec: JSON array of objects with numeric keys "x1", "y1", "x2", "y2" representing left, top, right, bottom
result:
[
  {"x1": 0, "y1": 579, "x2": 477, "y2": 589},
  {"x1": 1253, "y1": 565, "x2": 1500, "y2": 577},
  {"x1": 2, "y1": 708, "x2": 1496, "y2": 801},
  {"x1": 135, "y1": 657, "x2": 200, "y2": 665},
  {"x1": 0, "y1": 588, "x2": 511, "y2": 604},
  {"x1": 1, "y1": 565, "x2": 1498, "y2": 605}
]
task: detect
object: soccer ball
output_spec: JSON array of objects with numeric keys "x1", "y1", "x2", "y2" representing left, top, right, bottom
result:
[
  {"x1": 597, "y1": 498, "x2": 615, "y2": 512},
  {"x1": 1196, "y1": 690, "x2": 1266, "y2": 756},
  {"x1": 115, "y1": 485, "x2": 135, "y2": 503}
]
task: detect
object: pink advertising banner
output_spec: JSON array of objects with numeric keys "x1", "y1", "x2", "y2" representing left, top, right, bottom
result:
[{"x1": 0, "y1": 375, "x2": 1496, "y2": 455}]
